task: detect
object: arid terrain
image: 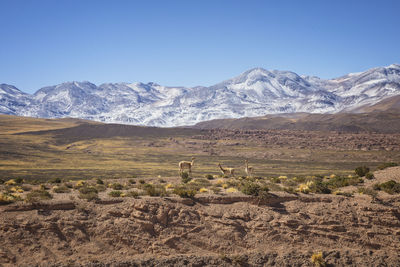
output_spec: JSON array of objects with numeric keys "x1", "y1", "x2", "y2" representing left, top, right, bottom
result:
[{"x1": 1, "y1": 115, "x2": 400, "y2": 266}]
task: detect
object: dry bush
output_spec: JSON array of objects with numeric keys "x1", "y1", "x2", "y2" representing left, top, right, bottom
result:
[{"x1": 25, "y1": 189, "x2": 52, "y2": 203}]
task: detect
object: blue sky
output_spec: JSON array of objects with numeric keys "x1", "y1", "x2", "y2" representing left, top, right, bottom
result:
[{"x1": 1, "y1": 0, "x2": 399, "y2": 93}]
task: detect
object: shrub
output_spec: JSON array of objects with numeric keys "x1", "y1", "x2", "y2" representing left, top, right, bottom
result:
[
  {"x1": 53, "y1": 185, "x2": 71, "y2": 193},
  {"x1": 210, "y1": 186, "x2": 221, "y2": 194},
  {"x1": 311, "y1": 180, "x2": 331, "y2": 194},
  {"x1": 158, "y1": 179, "x2": 166, "y2": 184},
  {"x1": 205, "y1": 174, "x2": 214, "y2": 180},
  {"x1": 14, "y1": 177, "x2": 24, "y2": 184},
  {"x1": 138, "y1": 179, "x2": 145, "y2": 184},
  {"x1": 373, "y1": 180, "x2": 400, "y2": 194},
  {"x1": 199, "y1": 187, "x2": 208, "y2": 193},
  {"x1": 25, "y1": 190, "x2": 52, "y2": 203},
  {"x1": 143, "y1": 184, "x2": 168, "y2": 197},
  {"x1": 109, "y1": 190, "x2": 123, "y2": 197},
  {"x1": 173, "y1": 186, "x2": 197, "y2": 198},
  {"x1": 325, "y1": 175, "x2": 363, "y2": 189},
  {"x1": 358, "y1": 187, "x2": 378, "y2": 199},
  {"x1": 377, "y1": 162, "x2": 398, "y2": 170},
  {"x1": 78, "y1": 186, "x2": 99, "y2": 201},
  {"x1": 365, "y1": 172, "x2": 374, "y2": 180},
  {"x1": 0, "y1": 192, "x2": 22, "y2": 205},
  {"x1": 332, "y1": 191, "x2": 353, "y2": 197},
  {"x1": 180, "y1": 172, "x2": 191, "y2": 183},
  {"x1": 311, "y1": 252, "x2": 326, "y2": 267},
  {"x1": 74, "y1": 180, "x2": 86, "y2": 188},
  {"x1": 95, "y1": 184, "x2": 107, "y2": 192},
  {"x1": 96, "y1": 178, "x2": 104, "y2": 184},
  {"x1": 5, "y1": 179, "x2": 16, "y2": 185},
  {"x1": 240, "y1": 181, "x2": 269, "y2": 197},
  {"x1": 355, "y1": 166, "x2": 370, "y2": 177},
  {"x1": 128, "y1": 179, "x2": 136, "y2": 184},
  {"x1": 126, "y1": 191, "x2": 139, "y2": 198},
  {"x1": 49, "y1": 178, "x2": 61, "y2": 184},
  {"x1": 0, "y1": 179, "x2": 4, "y2": 184},
  {"x1": 111, "y1": 183, "x2": 123, "y2": 190},
  {"x1": 226, "y1": 187, "x2": 238, "y2": 193}
]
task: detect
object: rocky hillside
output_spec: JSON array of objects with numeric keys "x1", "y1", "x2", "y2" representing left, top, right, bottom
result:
[{"x1": 1, "y1": 64, "x2": 400, "y2": 127}]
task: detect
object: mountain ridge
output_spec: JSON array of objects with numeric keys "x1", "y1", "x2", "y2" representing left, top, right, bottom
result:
[{"x1": 1, "y1": 64, "x2": 400, "y2": 127}]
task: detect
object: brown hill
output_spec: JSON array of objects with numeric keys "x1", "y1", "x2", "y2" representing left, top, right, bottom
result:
[
  {"x1": 194, "y1": 96, "x2": 400, "y2": 133},
  {"x1": 349, "y1": 95, "x2": 400, "y2": 113}
]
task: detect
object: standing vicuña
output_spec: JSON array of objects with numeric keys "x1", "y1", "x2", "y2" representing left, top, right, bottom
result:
[
  {"x1": 179, "y1": 157, "x2": 195, "y2": 175},
  {"x1": 245, "y1": 160, "x2": 253, "y2": 177},
  {"x1": 218, "y1": 163, "x2": 235, "y2": 177}
]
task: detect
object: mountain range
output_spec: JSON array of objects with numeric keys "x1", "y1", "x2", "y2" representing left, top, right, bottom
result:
[{"x1": 1, "y1": 64, "x2": 400, "y2": 127}]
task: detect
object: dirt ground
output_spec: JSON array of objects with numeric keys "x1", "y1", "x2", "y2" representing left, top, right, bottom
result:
[{"x1": 1, "y1": 168, "x2": 400, "y2": 266}]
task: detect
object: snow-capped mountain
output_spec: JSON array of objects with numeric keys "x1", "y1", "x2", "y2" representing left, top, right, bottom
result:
[{"x1": 1, "y1": 64, "x2": 400, "y2": 127}]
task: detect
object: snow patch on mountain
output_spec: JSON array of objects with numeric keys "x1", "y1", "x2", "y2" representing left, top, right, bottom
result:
[{"x1": 1, "y1": 64, "x2": 400, "y2": 127}]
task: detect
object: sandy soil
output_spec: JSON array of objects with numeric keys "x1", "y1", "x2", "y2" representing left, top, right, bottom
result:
[{"x1": 1, "y1": 168, "x2": 400, "y2": 267}]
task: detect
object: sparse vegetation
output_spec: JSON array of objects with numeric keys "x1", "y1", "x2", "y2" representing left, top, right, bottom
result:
[
  {"x1": 173, "y1": 186, "x2": 197, "y2": 198},
  {"x1": 0, "y1": 192, "x2": 22, "y2": 205},
  {"x1": 365, "y1": 172, "x2": 374, "y2": 180},
  {"x1": 96, "y1": 178, "x2": 104, "y2": 184},
  {"x1": 355, "y1": 166, "x2": 370, "y2": 177},
  {"x1": 311, "y1": 252, "x2": 326, "y2": 267},
  {"x1": 205, "y1": 174, "x2": 214, "y2": 180},
  {"x1": 181, "y1": 172, "x2": 191, "y2": 183},
  {"x1": 78, "y1": 186, "x2": 99, "y2": 201},
  {"x1": 109, "y1": 190, "x2": 123, "y2": 197},
  {"x1": 125, "y1": 191, "x2": 140, "y2": 198},
  {"x1": 377, "y1": 162, "x2": 398, "y2": 170},
  {"x1": 373, "y1": 180, "x2": 400, "y2": 194},
  {"x1": 25, "y1": 189, "x2": 52, "y2": 203},
  {"x1": 111, "y1": 183, "x2": 123, "y2": 190},
  {"x1": 358, "y1": 187, "x2": 378, "y2": 199},
  {"x1": 143, "y1": 184, "x2": 168, "y2": 197},
  {"x1": 53, "y1": 185, "x2": 71, "y2": 193},
  {"x1": 49, "y1": 177, "x2": 61, "y2": 184},
  {"x1": 239, "y1": 181, "x2": 269, "y2": 197}
]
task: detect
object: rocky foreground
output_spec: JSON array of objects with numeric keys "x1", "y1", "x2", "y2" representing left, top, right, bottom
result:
[{"x1": 1, "y1": 187, "x2": 400, "y2": 266}]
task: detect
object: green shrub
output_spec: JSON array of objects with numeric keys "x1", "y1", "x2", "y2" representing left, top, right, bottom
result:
[
  {"x1": 0, "y1": 179, "x2": 4, "y2": 184},
  {"x1": 128, "y1": 179, "x2": 136, "y2": 184},
  {"x1": 311, "y1": 181, "x2": 331, "y2": 194},
  {"x1": 355, "y1": 166, "x2": 370, "y2": 177},
  {"x1": 180, "y1": 172, "x2": 191, "y2": 183},
  {"x1": 373, "y1": 180, "x2": 400, "y2": 194},
  {"x1": 326, "y1": 175, "x2": 363, "y2": 189},
  {"x1": 96, "y1": 178, "x2": 104, "y2": 185},
  {"x1": 377, "y1": 162, "x2": 398, "y2": 170},
  {"x1": 14, "y1": 177, "x2": 24, "y2": 184},
  {"x1": 240, "y1": 181, "x2": 269, "y2": 197},
  {"x1": 109, "y1": 190, "x2": 123, "y2": 197},
  {"x1": 126, "y1": 191, "x2": 140, "y2": 198},
  {"x1": 173, "y1": 186, "x2": 197, "y2": 198},
  {"x1": 25, "y1": 190, "x2": 52, "y2": 203},
  {"x1": 78, "y1": 186, "x2": 99, "y2": 201},
  {"x1": 111, "y1": 183, "x2": 123, "y2": 190},
  {"x1": 138, "y1": 179, "x2": 145, "y2": 184},
  {"x1": 49, "y1": 178, "x2": 61, "y2": 184},
  {"x1": 53, "y1": 185, "x2": 70, "y2": 193},
  {"x1": 205, "y1": 174, "x2": 214, "y2": 180},
  {"x1": 158, "y1": 179, "x2": 166, "y2": 184},
  {"x1": 365, "y1": 172, "x2": 374, "y2": 180}
]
